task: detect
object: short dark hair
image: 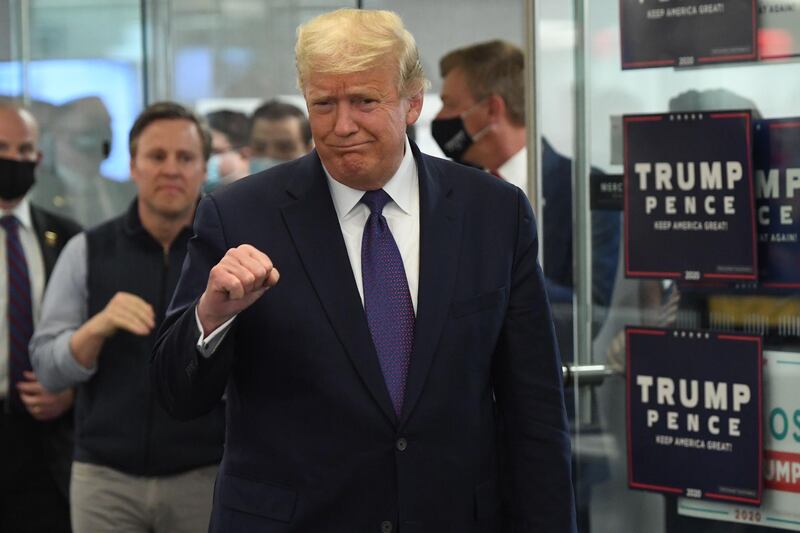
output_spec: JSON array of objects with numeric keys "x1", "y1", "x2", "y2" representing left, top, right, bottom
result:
[
  {"x1": 206, "y1": 109, "x2": 250, "y2": 149},
  {"x1": 129, "y1": 101, "x2": 212, "y2": 161},
  {"x1": 668, "y1": 89, "x2": 762, "y2": 119},
  {"x1": 440, "y1": 40, "x2": 525, "y2": 126},
  {"x1": 250, "y1": 100, "x2": 312, "y2": 146}
]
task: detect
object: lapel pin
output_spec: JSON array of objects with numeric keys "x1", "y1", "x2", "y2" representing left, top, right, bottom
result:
[{"x1": 44, "y1": 231, "x2": 58, "y2": 247}]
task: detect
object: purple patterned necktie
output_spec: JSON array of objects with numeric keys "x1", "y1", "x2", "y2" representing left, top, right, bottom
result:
[
  {"x1": 1, "y1": 215, "x2": 33, "y2": 413},
  {"x1": 360, "y1": 189, "x2": 414, "y2": 416}
]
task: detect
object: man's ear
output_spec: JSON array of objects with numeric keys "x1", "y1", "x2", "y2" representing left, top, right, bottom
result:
[
  {"x1": 129, "y1": 155, "x2": 139, "y2": 184},
  {"x1": 486, "y1": 93, "x2": 507, "y2": 122},
  {"x1": 405, "y1": 90, "x2": 424, "y2": 126}
]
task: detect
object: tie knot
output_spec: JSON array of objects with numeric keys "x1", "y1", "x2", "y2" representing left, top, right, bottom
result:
[
  {"x1": 360, "y1": 189, "x2": 392, "y2": 216},
  {"x1": 0, "y1": 215, "x2": 18, "y2": 232}
]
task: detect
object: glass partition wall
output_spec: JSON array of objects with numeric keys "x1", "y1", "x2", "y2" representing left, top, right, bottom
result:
[
  {"x1": 562, "y1": 0, "x2": 800, "y2": 532},
  {"x1": 0, "y1": 0, "x2": 143, "y2": 226}
]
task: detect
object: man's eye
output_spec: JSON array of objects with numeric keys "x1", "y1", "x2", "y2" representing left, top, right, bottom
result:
[{"x1": 275, "y1": 141, "x2": 295, "y2": 153}]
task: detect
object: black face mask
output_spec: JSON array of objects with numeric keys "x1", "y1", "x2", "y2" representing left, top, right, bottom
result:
[
  {"x1": 431, "y1": 116, "x2": 474, "y2": 163},
  {"x1": 0, "y1": 157, "x2": 36, "y2": 201}
]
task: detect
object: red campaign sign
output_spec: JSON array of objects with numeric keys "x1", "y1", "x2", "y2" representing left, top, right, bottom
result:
[{"x1": 765, "y1": 450, "x2": 800, "y2": 493}]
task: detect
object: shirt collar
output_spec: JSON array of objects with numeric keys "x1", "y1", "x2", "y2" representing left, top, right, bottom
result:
[
  {"x1": 325, "y1": 136, "x2": 416, "y2": 220},
  {"x1": 0, "y1": 196, "x2": 33, "y2": 230},
  {"x1": 497, "y1": 147, "x2": 528, "y2": 193}
]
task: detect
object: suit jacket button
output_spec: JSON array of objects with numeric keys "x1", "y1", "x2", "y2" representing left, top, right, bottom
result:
[
  {"x1": 381, "y1": 520, "x2": 393, "y2": 533},
  {"x1": 396, "y1": 437, "x2": 407, "y2": 452}
]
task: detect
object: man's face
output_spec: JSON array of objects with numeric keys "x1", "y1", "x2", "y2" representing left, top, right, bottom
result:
[
  {"x1": 436, "y1": 66, "x2": 490, "y2": 166},
  {"x1": 54, "y1": 103, "x2": 111, "y2": 175},
  {"x1": 0, "y1": 107, "x2": 39, "y2": 163},
  {"x1": 250, "y1": 116, "x2": 310, "y2": 161},
  {"x1": 211, "y1": 129, "x2": 233, "y2": 154},
  {"x1": 211, "y1": 129, "x2": 249, "y2": 179},
  {"x1": 305, "y1": 64, "x2": 422, "y2": 190},
  {"x1": 130, "y1": 118, "x2": 206, "y2": 220}
]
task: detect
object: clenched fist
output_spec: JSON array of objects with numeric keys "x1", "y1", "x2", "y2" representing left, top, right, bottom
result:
[{"x1": 197, "y1": 244, "x2": 280, "y2": 335}]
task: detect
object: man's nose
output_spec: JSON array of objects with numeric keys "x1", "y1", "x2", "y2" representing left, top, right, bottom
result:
[
  {"x1": 161, "y1": 155, "x2": 181, "y2": 175},
  {"x1": 333, "y1": 104, "x2": 358, "y2": 137},
  {"x1": 7, "y1": 150, "x2": 33, "y2": 162}
]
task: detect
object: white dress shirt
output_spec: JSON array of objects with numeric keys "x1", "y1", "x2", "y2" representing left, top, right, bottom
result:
[
  {"x1": 0, "y1": 198, "x2": 45, "y2": 398},
  {"x1": 197, "y1": 137, "x2": 421, "y2": 356},
  {"x1": 326, "y1": 137, "x2": 420, "y2": 312},
  {"x1": 497, "y1": 146, "x2": 529, "y2": 198}
]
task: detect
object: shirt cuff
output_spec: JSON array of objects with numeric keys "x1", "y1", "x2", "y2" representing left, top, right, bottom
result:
[
  {"x1": 195, "y1": 307, "x2": 235, "y2": 358},
  {"x1": 59, "y1": 331, "x2": 97, "y2": 383}
]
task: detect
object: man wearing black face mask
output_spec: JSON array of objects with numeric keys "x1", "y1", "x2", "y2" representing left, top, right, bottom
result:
[
  {"x1": 432, "y1": 40, "x2": 621, "y2": 311},
  {"x1": 0, "y1": 103, "x2": 82, "y2": 532},
  {"x1": 432, "y1": 41, "x2": 622, "y2": 532},
  {"x1": 431, "y1": 41, "x2": 527, "y2": 181}
]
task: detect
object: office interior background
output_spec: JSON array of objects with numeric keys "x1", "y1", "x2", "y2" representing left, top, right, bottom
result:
[{"x1": 2, "y1": 0, "x2": 798, "y2": 531}]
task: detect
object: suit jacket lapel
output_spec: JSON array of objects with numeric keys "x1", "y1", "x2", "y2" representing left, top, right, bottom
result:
[
  {"x1": 400, "y1": 146, "x2": 462, "y2": 427},
  {"x1": 29, "y1": 205, "x2": 59, "y2": 281},
  {"x1": 280, "y1": 153, "x2": 398, "y2": 425}
]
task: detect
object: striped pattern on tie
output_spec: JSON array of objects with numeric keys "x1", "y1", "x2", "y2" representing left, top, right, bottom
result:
[{"x1": 1, "y1": 215, "x2": 33, "y2": 413}]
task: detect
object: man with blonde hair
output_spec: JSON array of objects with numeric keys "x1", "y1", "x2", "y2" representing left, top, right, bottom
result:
[{"x1": 153, "y1": 9, "x2": 576, "y2": 532}]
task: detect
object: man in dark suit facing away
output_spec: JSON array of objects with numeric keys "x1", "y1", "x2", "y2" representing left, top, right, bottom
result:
[
  {"x1": 152, "y1": 8, "x2": 577, "y2": 533},
  {"x1": 0, "y1": 103, "x2": 81, "y2": 532}
]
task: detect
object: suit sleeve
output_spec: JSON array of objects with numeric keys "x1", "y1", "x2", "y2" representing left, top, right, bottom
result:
[
  {"x1": 492, "y1": 188, "x2": 577, "y2": 532},
  {"x1": 151, "y1": 195, "x2": 237, "y2": 420}
]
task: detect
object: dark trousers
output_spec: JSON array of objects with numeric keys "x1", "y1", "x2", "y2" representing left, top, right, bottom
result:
[{"x1": 0, "y1": 402, "x2": 71, "y2": 533}]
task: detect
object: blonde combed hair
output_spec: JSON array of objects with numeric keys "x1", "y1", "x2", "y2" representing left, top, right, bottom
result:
[{"x1": 295, "y1": 9, "x2": 429, "y2": 97}]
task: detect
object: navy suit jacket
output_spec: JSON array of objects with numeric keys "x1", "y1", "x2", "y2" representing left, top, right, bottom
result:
[{"x1": 152, "y1": 142, "x2": 576, "y2": 533}]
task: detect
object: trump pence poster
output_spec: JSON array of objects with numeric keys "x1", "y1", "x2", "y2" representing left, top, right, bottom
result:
[
  {"x1": 627, "y1": 327, "x2": 762, "y2": 504},
  {"x1": 620, "y1": 0, "x2": 757, "y2": 69},
  {"x1": 624, "y1": 111, "x2": 757, "y2": 281},
  {"x1": 679, "y1": 351, "x2": 800, "y2": 529},
  {"x1": 754, "y1": 118, "x2": 800, "y2": 287}
]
